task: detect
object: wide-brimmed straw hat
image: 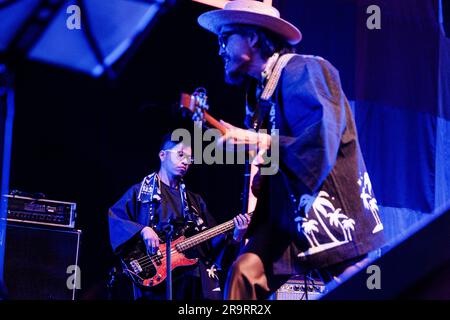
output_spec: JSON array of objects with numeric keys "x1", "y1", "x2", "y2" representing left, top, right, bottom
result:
[{"x1": 198, "y1": 0, "x2": 302, "y2": 45}]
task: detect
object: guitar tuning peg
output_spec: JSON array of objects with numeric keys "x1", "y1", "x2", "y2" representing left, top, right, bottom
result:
[
  {"x1": 194, "y1": 87, "x2": 207, "y2": 96},
  {"x1": 192, "y1": 87, "x2": 209, "y2": 111}
]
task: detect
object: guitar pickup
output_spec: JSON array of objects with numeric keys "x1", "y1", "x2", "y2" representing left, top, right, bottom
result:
[
  {"x1": 154, "y1": 251, "x2": 163, "y2": 266},
  {"x1": 130, "y1": 259, "x2": 143, "y2": 273}
]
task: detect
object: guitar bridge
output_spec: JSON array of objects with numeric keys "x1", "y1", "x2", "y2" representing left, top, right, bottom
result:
[{"x1": 129, "y1": 259, "x2": 143, "y2": 274}]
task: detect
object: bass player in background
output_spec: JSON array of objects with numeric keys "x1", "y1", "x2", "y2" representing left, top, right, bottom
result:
[{"x1": 108, "y1": 133, "x2": 251, "y2": 300}]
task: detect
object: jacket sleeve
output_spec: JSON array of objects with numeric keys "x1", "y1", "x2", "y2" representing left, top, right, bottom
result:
[
  {"x1": 193, "y1": 194, "x2": 240, "y2": 269},
  {"x1": 277, "y1": 56, "x2": 348, "y2": 194},
  {"x1": 108, "y1": 185, "x2": 146, "y2": 254}
]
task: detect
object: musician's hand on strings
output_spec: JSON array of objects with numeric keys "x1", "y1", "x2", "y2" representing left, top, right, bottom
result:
[
  {"x1": 232, "y1": 213, "x2": 251, "y2": 243},
  {"x1": 219, "y1": 120, "x2": 271, "y2": 149},
  {"x1": 218, "y1": 120, "x2": 271, "y2": 165},
  {"x1": 141, "y1": 226, "x2": 161, "y2": 255}
]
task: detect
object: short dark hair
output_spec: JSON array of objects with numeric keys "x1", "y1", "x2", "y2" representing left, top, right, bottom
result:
[
  {"x1": 159, "y1": 132, "x2": 191, "y2": 151},
  {"x1": 159, "y1": 133, "x2": 180, "y2": 151},
  {"x1": 230, "y1": 24, "x2": 296, "y2": 59}
]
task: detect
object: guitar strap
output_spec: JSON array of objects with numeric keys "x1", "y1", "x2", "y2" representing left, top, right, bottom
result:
[
  {"x1": 259, "y1": 54, "x2": 308, "y2": 222},
  {"x1": 247, "y1": 53, "x2": 296, "y2": 131},
  {"x1": 137, "y1": 172, "x2": 204, "y2": 231},
  {"x1": 260, "y1": 53, "x2": 297, "y2": 102},
  {"x1": 252, "y1": 53, "x2": 303, "y2": 218},
  {"x1": 137, "y1": 172, "x2": 159, "y2": 227},
  {"x1": 180, "y1": 181, "x2": 207, "y2": 232}
]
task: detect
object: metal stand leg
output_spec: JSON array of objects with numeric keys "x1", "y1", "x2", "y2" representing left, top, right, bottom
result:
[
  {"x1": 164, "y1": 224, "x2": 173, "y2": 301},
  {"x1": 0, "y1": 64, "x2": 14, "y2": 300}
]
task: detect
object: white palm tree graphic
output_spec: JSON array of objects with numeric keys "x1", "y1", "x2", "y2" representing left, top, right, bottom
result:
[
  {"x1": 296, "y1": 189, "x2": 360, "y2": 258},
  {"x1": 369, "y1": 197, "x2": 383, "y2": 227},
  {"x1": 295, "y1": 217, "x2": 320, "y2": 247},
  {"x1": 299, "y1": 191, "x2": 340, "y2": 243},
  {"x1": 328, "y1": 208, "x2": 349, "y2": 241},
  {"x1": 206, "y1": 264, "x2": 219, "y2": 280},
  {"x1": 342, "y1": 218, "x2": 356, "y2": 241},
  {"x1": 358, "y1": 172, "x2": 383, "y2": 233}
]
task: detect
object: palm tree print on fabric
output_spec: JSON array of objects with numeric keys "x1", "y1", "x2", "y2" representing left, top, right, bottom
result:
[
  {"x1": 295, "y1": 217, "x2": 320, "y2": 247},
  {"x1": 206, "y1": 264, "x2": 219, "y2": 280},
  {"x1": 342, "y1": 218, "x2": 356, "y2": 241},
  {"x1": 358, "y1": 172, "x2": 383, "y2": 233},
  {"x1": 295, "y1": 191, "x2": 356, "y2": 257}
]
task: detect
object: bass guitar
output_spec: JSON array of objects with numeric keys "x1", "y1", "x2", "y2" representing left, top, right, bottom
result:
[{"x1": 119, "y1": 212, "x2": 252, "y2": 288}]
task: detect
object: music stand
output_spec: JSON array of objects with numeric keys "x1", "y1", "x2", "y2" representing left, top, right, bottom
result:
[{"x1": 0, "y1": 0, "x2": 176, "y2": 299}]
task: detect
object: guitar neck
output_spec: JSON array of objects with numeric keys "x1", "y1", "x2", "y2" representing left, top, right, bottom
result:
[
  {"x1": 180, "y1": 93, "x2": 227, "y2": 135},
  {"x1": 179, "y1": 91, "x2": 257, "y2": 237},
  {"x1": 203, "y1": 111, "x2": 227, "y2": 135},
  {"x1": 176, "y1": 219, "x2": 235, "y2": 252}
]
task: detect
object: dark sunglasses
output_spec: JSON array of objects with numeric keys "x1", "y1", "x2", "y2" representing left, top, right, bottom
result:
[{"x1": 218, "y1": 30, "x2": 245, "y2": 49}]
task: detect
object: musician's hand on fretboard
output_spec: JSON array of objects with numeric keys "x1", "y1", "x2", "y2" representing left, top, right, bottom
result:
[
  {"x1": 218, "y1": 120, "x2": 272, "y2": 150},
  {"x1": 232, "y1": 213, "x2": 251, "y2": 243}
]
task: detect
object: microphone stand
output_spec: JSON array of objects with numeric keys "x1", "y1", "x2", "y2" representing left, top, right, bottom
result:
[
  {"x1": 0, "y1": 65, "x2": 14, "y2": 298},
  {"x1": 106, "y1": 267, "x2": 118, "y2": 300},
  {"x1": 163, "y1": 222, "x2": 174, "y2": 301},
  {"x1": 239, "y1": 157, "x2": 251, "y2": 251},
  {"x1": 242, "y1": 158, "x2": 251, "y2": 215}
]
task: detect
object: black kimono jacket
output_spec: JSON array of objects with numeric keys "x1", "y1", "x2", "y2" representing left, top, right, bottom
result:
[
  {"x1": 108, "y1": 177, "x2": 236, "y2": 299},
  {"x1": 246, "y1": 54, "x2": 385, "y2": 275}
]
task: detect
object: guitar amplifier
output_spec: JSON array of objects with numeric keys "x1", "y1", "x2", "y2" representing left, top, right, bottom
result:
[
  {"x1": 269, "y1": 275, "x2": 327, "y2": 300},
  {"x1": 3, "y1": 194, "x2": 76, "y2": 228}
]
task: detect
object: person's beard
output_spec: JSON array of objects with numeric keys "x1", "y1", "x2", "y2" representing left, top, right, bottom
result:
[
  {"x1": 222, "y1": 54, "x2": 252, "y2": 86},
  {"x1": 225, "y1": 69, "x2": 252, "y2": 87}
]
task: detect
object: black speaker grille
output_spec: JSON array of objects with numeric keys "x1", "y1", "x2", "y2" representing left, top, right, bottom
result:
[{"x1": 4, "y1": 223, "x2": 81, "y2": 300}]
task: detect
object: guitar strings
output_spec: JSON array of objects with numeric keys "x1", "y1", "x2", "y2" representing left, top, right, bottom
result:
[
  {"x1": 136, "y1": 247, "x2": 179, "y2": 269},
  {"x1": 134, "y1": 221, "x2": 233, "y2": 265},
  {"x1": 135, "y1": 229, "x2": 221, "y2": 269},
  {"x1": 132, "y1": 212, "x2": 253, "y2": 270},
  {"x1": 135, "y1": 222, "x2": 233, "y2": 267}
]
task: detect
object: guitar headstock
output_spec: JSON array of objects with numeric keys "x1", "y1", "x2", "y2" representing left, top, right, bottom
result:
[
  {"x1": 180, "y1": 87, "x2": 209, "y2": 121},
  {"x1": 179, "y1": 88, "x2": 226, "y2": 135}
]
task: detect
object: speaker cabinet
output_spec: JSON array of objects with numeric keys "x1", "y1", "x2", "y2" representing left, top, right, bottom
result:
[
  {"x1": 269, "y1": 276, "x2": 327, "y2": 300},
  {"x1": 4, "y1": 223, "x2": 81, "y2": 300}
]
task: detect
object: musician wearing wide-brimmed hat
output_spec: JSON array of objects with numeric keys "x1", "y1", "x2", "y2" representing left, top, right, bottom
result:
[{"x1": 198, "y1": 0, "x2": 385, "y2": 300}]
